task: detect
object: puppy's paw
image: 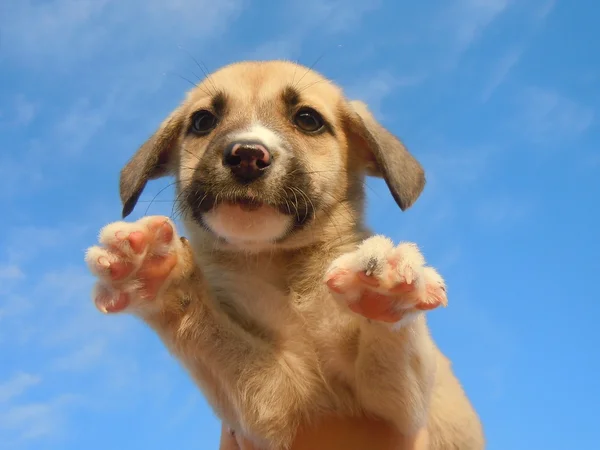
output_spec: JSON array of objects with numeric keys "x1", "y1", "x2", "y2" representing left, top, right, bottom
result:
[
  {"x1": 85, "y1": 216, "x2": 185, "y2": 315},
  {"x1": 324, "y1": 236, "x2": 447, "y2": 326}
]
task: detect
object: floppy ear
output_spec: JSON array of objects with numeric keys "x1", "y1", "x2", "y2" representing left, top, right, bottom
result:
[
  {"x1": 345, "y1": 100, "x2": 425, "y2": 211},
  {"x1": 119, "y1": 109, "x2": 184, "y2": 218}
]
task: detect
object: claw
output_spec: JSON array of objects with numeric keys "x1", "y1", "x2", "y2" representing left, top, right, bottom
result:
[
  {"x1": 85, "y1": 216, "x2": 181, "y2": 315},
  {"x1": 325, "y1": 236, "x2": 445, "y2": 326},
  {"x1": 93, "y1": 285, "x2": 130, "y2": 314},
  {"x1": 357, "y1": 271, "x2": 381, "y2": 287}
]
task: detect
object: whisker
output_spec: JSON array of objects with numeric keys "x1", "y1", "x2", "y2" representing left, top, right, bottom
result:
[
  {"x1": 171, "y1": 185, "x2": 192, "y2": 219},
  {"x1": 180, "y1": 146, "x2": 202, "y2": 163},
  {"x1": 177, "y1": 45, "x2": 216, "y2": 96},
  {"x1": 143, "y1": 181, "x2": 180, "y2": 215},
  {"x1": 293, "y1": 50, "x2": 327, "y2": 90},
  {"x1": 175, "y1": 73, "x2": 199, "y2": 89},
  {"x1": 297, "y1": 79, "x2": 329, "y2": 94}
]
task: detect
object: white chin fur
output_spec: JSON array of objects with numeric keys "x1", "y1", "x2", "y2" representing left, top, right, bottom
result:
[{"x1": 202, "y1": 203, "x2": 292, "y2": 244}]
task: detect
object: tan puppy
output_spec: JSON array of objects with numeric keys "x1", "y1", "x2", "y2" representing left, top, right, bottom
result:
[{"x1": 85, "y1": 60, "x2": 484, "y2": 450}]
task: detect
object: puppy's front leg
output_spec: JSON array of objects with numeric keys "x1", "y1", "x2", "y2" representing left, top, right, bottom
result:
[
  {"x1": 324, "y1": 236, "x2": 447, "y2": 437},
  {"x1": 85, "y1": 215, "x2": 200, "y2": 328},
  {"x1": 85, "y1": 216, "x2": 317, "y2": 449}
]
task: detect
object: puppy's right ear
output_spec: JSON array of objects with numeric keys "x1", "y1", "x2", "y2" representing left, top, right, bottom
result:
[{"x1": 119, "y1": 108, "x2": 184, "y2": 218}]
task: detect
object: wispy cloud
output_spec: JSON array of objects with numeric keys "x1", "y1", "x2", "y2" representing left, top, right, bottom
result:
[
  {"x1": 0, "y1": 373, "x2": 41, "y2": 404},
  {"x1": 435, "y1": 0, "x2": 512, "y2": 58},
  {"x1": 516, "y1": 86, "x2": 595, "y2": 145},
  {"x1": 536, "y1": 0, "x2": 557, "y2": 20},
  {"x1": 345, "y1": 71, "x2": 425, "y2": 119},
  {"x1": 51, "y1": 97, "x2": 116, "y2": 156},
  {"x1": 0, "y1": 394, "x2": 81, "y2": 447},
  {"x1": 292, "y1": 0, "x2": 383, "y2": 34},
  {"x1": 0, "y1": 372, "x2": 80, "y2": 447},
  {"x1": 0, "y1": 213, "x2": 193, "y2": 447},
  {"x1": 1, "y1": 0, "x2": 244, "y2": 67},
  {"x1": 0, "y1": 265, "x2": 25, "y2": 282},
  {"x1": 51, "y1": 340, "x2": 107, "y2": 373},
  {"x1": 479, "y1": 0, "x2": 560, "y2": 102},
  {"x1": 481, "y1": 46, "x2": 524, "y2": 101},
  {"x1": 0, "y1": 96, "x2": 39, "y2": 128},
  {"x1": 247, "y1": 0, "x2": 382, "y2": 60},
  {"x1": 3, "y1": 224, "x2": 89, "y2": 265},
  {"x1": 0, "y1": 0, "x2": 245, "y2": 200},
  {"x1": 421, "y1": 144, "x2": 499, "y2": 188}
]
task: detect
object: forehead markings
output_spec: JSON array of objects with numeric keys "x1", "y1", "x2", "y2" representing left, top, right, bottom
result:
[
  {"x1": 211, "y1": 91, "x2": 228, "y2": 116},
  {"x1": 282, "y1": 86, "x2": 301, "y2": 107}
]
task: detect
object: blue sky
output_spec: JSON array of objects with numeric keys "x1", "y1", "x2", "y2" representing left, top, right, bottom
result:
[{"x1": 1, "y1": 0, "x2": 598, "y2": 448}]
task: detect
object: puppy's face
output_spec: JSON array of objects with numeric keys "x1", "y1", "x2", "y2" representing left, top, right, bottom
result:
[
  {"x1": 120, "y1": 61, "x2": 425, "y2": 251},
  {"x1": 177, "y1": 62, "x2": 350, "y2": 247}
]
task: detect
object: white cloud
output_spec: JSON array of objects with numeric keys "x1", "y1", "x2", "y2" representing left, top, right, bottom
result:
[
  {"x1": 0, "y1": 0, "x2": 110, "y2": 64},
  {"x1": 421, "y1": 144, "x2": 499, "y2": 187},
  {"x1": 280, "y1": 0, "x2": 381, "y2": 34},
  {"x1": 0, "y1": 373, "x2": 41, "y2": 404},
  {"x1": 0, "y1": 394, "x2": 81, "y2": 446},
  {"x1": 0, "y1": 218, "x2": 179, "y2": 446},
  {"x1": 1, "y1": 0, "x2": 244, "y2": 67},
  {"x1": 247, "y1": 0, "x2": 382, "y2": 61},
  {"x1": 51, "y1": 340, "x2": 107, "y2": 373},
  {"x1": 0, "y1": 373, "x2": 78, "y2": 447},
  {"x1": 437, "y1": 0, "x2": 511, "y2": 55},
  {"x1": 345, "y1": 71, "x2": 425, "y2": 119},
  {"x1": 0, "y1": 265, "x2": 25, "y2": 282},
  {"x1": 481, "y1": 46, "x2": 523, "y2": 101},
  {"x1": 52, "y1": 97, "x2": 116, "y2": 156},
  {"x1": 536, "y1": 0, "x2": 557, "y2": 20},
  {"x1": 0, "y1": 0, "x2": 247, "y2": 199},
  {"x1": 297, "y1": 0, "x2": 383, "y2": 34},
  {"x1": 517, "y1": 87, "x2": 595, "y2": 145},
  {"x1": 3, "y1": 224, "x2": 89, "y2": 265}
]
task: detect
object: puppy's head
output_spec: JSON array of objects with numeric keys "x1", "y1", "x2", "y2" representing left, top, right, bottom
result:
[{"x1": 120, "y1": 60, "x2": 425, "y2": 251}]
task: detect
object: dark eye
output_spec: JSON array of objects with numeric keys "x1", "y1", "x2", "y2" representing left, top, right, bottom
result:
[
  {"x1": 293, "y1": 107, "x2": 325, "y2": 133},
  {"x1": 190, "y1": 110, "x2": 218, "y2": 135}
]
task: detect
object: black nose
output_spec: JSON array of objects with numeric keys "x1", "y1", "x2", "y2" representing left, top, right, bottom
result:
[{"x1": 223, "y1": 142, "x2": 272, "y2": 182}]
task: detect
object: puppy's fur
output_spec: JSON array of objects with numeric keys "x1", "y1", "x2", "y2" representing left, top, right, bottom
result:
[{"x1": 86, "y1": 60, "x2": 484, "y2": 449}]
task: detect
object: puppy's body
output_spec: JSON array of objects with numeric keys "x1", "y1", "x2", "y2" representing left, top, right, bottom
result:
[{"x1": 86, "y1": 61, "x2": 484, "y2": 449}]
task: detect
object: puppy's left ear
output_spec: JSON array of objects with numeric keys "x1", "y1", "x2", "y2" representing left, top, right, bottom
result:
[
  {"x1": 119, "y1": 108, "x2": 184, "y2": 218},
  {"x1": 344, "y1": 100, "x2": 425, "y2": 211}
]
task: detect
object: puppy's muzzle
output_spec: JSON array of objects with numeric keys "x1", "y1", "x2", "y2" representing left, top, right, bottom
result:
[{"x1": 223, "y1": 141, "x2": 272, "y2": 182}]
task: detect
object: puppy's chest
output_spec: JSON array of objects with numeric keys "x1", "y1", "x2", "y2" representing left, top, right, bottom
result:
[
  {"x1": 206, "y1": 259, "x2": 339, "y2": 324},
  {"x1": 207, "y1": 263, "x2": 359, "y2": 374},
  {"x1": 205, "y1": 263, "x2": 305, "y2": 338}
]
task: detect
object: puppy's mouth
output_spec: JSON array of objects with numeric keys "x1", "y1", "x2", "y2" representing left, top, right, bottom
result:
[
  {"x1": 184, "y1": 183, "x2": 316, "y2": 244},
  {"x1": 187, "y1": 191, "x2": 298, "y2": 217},
  {"x1": 184, "y1": 183, "x2": 313, "y2": 221}
]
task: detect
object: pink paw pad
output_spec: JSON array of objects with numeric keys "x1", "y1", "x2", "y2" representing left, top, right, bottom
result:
[
  {"x1": 324, "y1": 236, "x2": 447, "y2": 325},
  {"x1": 85, "y1": 216, "x2": 182, "y2": 314}
]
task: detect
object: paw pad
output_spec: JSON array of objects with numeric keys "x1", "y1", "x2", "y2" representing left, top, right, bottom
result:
[
  {"x1": 325, "y1": 236, "x2": 446, "y2": 325},
  {"x1": 85, "y1": 216, "x2": 182, "y2": 314}
]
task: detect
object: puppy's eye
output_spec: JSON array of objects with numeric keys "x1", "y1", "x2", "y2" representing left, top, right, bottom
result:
[
  {"x1": 293, "y1": 107, "x2": 325, "y2": 133},
  {"x1": 190, "y1": 110, "x2": 218, "y2": 135}
]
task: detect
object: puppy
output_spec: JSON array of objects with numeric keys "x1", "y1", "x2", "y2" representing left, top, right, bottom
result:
[{"x1": 85, "y1": 60, "x2": 484, "y2": 449}]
